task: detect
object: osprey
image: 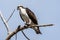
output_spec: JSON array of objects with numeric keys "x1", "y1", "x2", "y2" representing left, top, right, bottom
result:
[{"x1": 17, "y1": 5, "x2": 42, "y2": 34}]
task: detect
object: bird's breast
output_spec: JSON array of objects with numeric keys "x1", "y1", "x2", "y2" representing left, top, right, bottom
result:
[
  {"x1": 21, "y1": 8, "x2": 27, "y2": 14},
  {"x1": 20, "y1": 13, "x2": 30, "y2": 23},
  {"x1": 20, "y1": 8, "x2": 32, "y2": 23}
]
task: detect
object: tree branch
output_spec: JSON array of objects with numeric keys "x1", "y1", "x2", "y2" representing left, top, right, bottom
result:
[
  {"x1": 0, "y1": 11, "x2": 10, "y2": 34},
  {"x1": 21, "y1": 31, "x2": 30, "y2": 40},
  {"x1": 6, "y1": 9, "x2": 15, "y2": 22},
  {"x1": 6, "y1": 24, "x2": 53, "y2": 40}
]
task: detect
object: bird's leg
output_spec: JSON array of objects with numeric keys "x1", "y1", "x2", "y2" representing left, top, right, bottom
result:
[
  {"x1": 25, "y1": 22, "x2": 31, "y2": 26},
  {"x1": 24, "y1": 22, "x2": 28, "y2": 28},
  {"x1": 17, "y1": 25, "x2": 21, "y2": 29},
  {"x1": 24, "y1": 21, "x2": 26, "y2": 25},
  {"x1": 24, "y1": 19, "x2": 31, "y2": 27},
  {"x1": 24, "y1": 22, "x2": 30, "y2": 28}
]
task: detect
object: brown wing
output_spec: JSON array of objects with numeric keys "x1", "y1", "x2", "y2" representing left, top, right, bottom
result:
[{"x1": 26, "y1": 8, "x2": 38, "y2": 24}]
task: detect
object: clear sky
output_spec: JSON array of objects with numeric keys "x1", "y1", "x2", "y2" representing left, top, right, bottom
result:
[{"x1": 0, "y1": 0, "x2": 59, "y2": 40}]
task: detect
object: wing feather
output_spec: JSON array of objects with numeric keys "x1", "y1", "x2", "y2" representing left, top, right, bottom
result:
[{"x1": 26, "y1": 8, "x2": 38, "y2": 24}]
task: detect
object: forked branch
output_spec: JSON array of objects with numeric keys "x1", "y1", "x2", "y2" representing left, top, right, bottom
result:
[
  {"x1": 0, "y1": 11, "x2": 10, "y2": 34},
  {"x1": 6, "y1": 24, "x2": 53, "y2": 40}
]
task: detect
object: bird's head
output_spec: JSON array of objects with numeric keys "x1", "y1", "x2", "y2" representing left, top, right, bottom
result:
[{"x1": 17, "y1": 5, "x2": 25, "y2": 10}]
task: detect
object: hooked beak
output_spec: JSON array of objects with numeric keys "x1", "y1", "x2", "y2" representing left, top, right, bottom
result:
[{"x1": 17, "y1": 6, "x2": 20, "y2": 10}]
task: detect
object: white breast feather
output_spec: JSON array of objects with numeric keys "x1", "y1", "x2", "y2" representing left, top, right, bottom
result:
[{"x1": 20, "y1": 7, "x2": 28, "y2": 17}]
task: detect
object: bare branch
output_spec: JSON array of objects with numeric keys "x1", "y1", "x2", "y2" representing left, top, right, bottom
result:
[
  {"x1": 21, "y1": 31, "x2": 30, "y2": 40},
  {"x1": 34, "y1": 24, "x2": 53, "y2": 27},
  {"x1": 0, "y1": 11, "x2": 10, "y2": 34},
  {"x1": 6, "y1": 24, "x2": 53, "y2": 40},
  {"x1": 6, "y1": 9, "x2": 15, "y2": 22}
]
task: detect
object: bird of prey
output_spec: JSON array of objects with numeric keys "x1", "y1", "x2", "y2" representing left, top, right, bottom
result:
[{"x1": 17, "y1": 5, "x2": 42, "y2": 34}]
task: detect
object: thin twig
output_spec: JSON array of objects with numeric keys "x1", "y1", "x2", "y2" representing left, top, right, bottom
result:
[
  {"x1": 6, "y1": 9, "x2": 15, "y2": 22},
  {"x1": 21, "y1": 31, "x2": 30, "y2": 40},
  {"x1": 15, "y1": 33, "x2": 17, "y2": 40},
  {"x1": 0, "y1": 11, "x2": 10, "y2": 34},
  {"x1": 6, "y1": 24, "x2": 53, "y2": 40}
]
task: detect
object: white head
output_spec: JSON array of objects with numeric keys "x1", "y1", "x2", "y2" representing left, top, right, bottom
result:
[{"x1": 17, "y1": 5, "x2": 25, "y2": 10}]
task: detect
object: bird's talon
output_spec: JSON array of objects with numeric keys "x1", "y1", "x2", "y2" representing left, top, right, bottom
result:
[{"x1": 25, "y1": 23, "x2": 30, "y2": 26}]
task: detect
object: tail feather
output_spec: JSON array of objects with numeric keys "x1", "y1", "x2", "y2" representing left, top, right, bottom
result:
[
  {"x1": 33, "y1": 27, "x2": 42, "y2": 34},
  {"x1": 35, "y1": 29, "x2": 42, "y2": 34}
]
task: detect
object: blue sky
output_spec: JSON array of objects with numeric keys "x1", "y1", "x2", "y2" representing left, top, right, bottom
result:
[{"x1": 0, "y1": 0, "x2": 60, "y2": 40}]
